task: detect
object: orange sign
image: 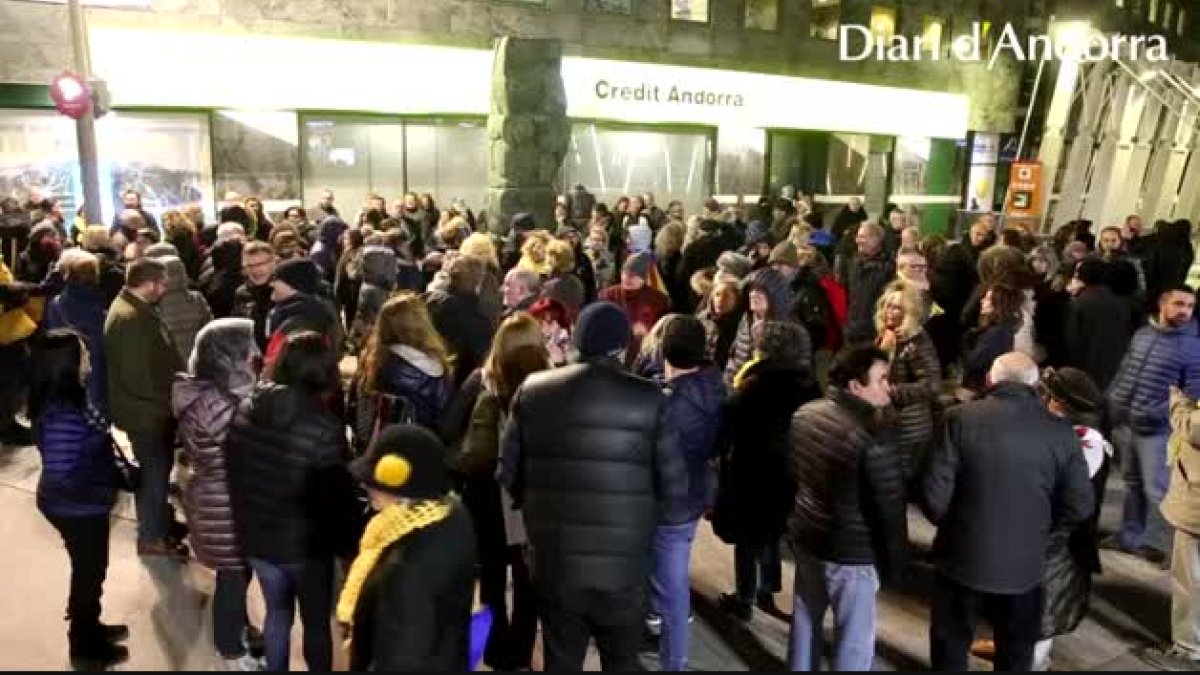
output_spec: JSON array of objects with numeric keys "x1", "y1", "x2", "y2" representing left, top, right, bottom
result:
[{"x1": 1005, "y1": 161, "x2": 1043, "y2": 218}]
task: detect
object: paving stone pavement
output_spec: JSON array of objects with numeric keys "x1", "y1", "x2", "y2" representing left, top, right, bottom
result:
[{"x1": 0, "y1": 440, "x2": 1174, "y2": 671}]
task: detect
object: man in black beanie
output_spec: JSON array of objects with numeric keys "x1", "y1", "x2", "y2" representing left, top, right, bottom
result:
[
  {"x1": 498, "y1": 302, "x2": 688, "y2": 671},
  {"x1": 263, "y1": 258, "x2": 340, "y2": 370}
]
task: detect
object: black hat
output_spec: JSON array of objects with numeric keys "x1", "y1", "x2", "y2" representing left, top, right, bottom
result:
[
  {"x1": 574, "y1": 301, "x2": 631, "y2": 359},
  {"x1": 662, "y1": 315, "x2": 708, "y2": 369},
  {"x1": 349, "y1": 424, "x2": 449, "y2": 500},
  {"x1": 1041, "y1": 366, "x2": 1104, "y2": 413},
  {"x1": 511, "y1": 213, "x2": 537, "y2": 234},
  {"x1": 271, "y1": 258, "x2": 320, "y2": 296}
]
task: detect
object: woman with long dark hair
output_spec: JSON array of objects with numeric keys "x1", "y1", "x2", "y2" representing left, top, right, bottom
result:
[
  {"x1": 459, "y1": 312, "x2": 548, "y2": 670},
  {"x1": 30, "y1": 329, "x2": 128, "y2": 670},
  {"x1": 225, "y1": 331, "x2": 360, "y2": 672},
  {"x1": 960, "y1": 283, "x2": 1024, "y2": 399},
  {"x1": 244, "y1": 197, "x2": 276, "y2": 244}
]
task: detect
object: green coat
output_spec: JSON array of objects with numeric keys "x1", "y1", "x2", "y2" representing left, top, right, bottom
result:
[{"x1": 103, "y1": 289, "x2": 184, "y2": 434}]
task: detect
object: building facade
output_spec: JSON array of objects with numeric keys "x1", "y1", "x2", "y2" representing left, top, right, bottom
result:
[{"x1": 0, "y1": 0, "x2": 1193, "y2": 231}]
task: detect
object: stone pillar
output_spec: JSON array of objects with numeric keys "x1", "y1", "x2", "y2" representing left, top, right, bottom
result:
[
  {"x1": 486, "y1": 36, "x2": 570, "y2": 236},
  {"x1": 863, "y1": 135, "x2": 893, "y2": 218}
]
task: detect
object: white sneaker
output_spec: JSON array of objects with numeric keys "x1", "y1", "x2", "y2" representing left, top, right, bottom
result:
[{"x1": 215, "y1": 653, "x2": 264, "y2": 671}]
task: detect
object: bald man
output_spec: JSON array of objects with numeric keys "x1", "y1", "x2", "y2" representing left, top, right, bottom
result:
[{"x1": 923, "y1": 351, "x2": 1094, "y2": 671}]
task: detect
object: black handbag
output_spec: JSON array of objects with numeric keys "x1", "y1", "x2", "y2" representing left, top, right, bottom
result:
[{"x1": 111, "y1": 439, "x2": 142, "y2": 493}]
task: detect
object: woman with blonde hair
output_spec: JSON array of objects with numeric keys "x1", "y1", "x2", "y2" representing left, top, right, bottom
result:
[
  {"x1": 161, "y1": 209, "x2": 202, "y2": 280},
  {"x1": 516, "y1": 230, "x2": 553, "y2": 278},
  {"x1": 542, "y1": 238, "x2": 586, "y2": 315},
  {"x1": 458, "y1": 313, "x2": 547, "y2": 670},
  {"x1": 353, "y1": 293, "x2": 454, "y2": 443},
  {"x1": 458, "y1": 232, "x2": 503, "y2": 326},
  {"x1": 875, "y1": 280, "x2": 942, "y2": 487},
  {"x1": 79, "y1": 225, "x2": 125, "y2": 304}
]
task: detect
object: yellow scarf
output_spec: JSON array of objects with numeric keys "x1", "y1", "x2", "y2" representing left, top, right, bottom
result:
[{"x1": 336, "y1": 499, "x2": 452, "y2": 634}]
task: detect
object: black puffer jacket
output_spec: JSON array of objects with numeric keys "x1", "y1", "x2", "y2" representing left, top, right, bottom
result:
[
  {"x1": 713, "y1": 359, "x2": 816, "y2": 546},
  {"x1": 225, "y1": 384, "x2": 361, "y2": 563},
  {"x1": 498, "y1": 359, "x2": 689, "y2": 594},
  {"x1": 842, "y1": 250, "x2": 896, "y2": 344},
  {"x1": 887, "y1": 330, "x2": 942, "y2": 478},
  {"x1": 788, "y1": 388, "x2": 907, "y2": 580},
  {"x1": 425, "y1": 289, "x2": 494, "y2": 390}
]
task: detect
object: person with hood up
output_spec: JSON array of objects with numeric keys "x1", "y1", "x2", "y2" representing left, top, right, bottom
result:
[
  {"x1": 155, "y1": 256, "x2": 214, "y2": 364},
  {"x1": 349, "y1": 245, "x2": 398, "y2": 352},
  {"x1": 309, "y1": 216, "x2": 348, "y2": 286},
  {"x1": 498, "y1": 301, "x2": 689, "y2": 671},
  {"x1": 715, "y1": 320, "x2": 819, "y2": 621},
  {"x1": 171, "y1": 318, "x2": 264, "y2": 671},
  {"x1": 645, "y1": 316, "x2": 726, "y2": 671},
  {"x1": 458, "y1": 314, "x2": 548, "y2": 670},
  {"x1": 44, "y1": 252, "x2": 110, "y2": 416},
  {"x1": 224, "y1": 331, "x2": 360, "y2": 672},
  {"x1": 425, "y1": 255, "x2": 495, "y2": 389},
  {"x1": 599, "y1": 251, "x2": 672, "y2": 367},
  {"x1": 339, "y1": 425, "x2": 477, "y2": 671},
  {"x1": 353, "y1": 293, "x2": 454, "y2": 443},
  {"x1": 723, "y1": 266, "x2": 796, "y2": 386}
]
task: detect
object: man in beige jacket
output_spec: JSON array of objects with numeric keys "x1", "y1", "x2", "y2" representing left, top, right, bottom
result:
[{"x1": 1143, "y1": 386, "x2": 1200, "y2": 669}]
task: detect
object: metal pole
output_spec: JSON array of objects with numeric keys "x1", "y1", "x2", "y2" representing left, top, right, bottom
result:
[
  {"x1": 68, "y1": 0, "x2": 102, "y2": 226},
  {"x1": 1016, "y1": 55, "x2": 1048, "y2": 163}
]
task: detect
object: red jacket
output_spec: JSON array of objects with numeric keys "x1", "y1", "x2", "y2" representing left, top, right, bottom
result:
[{"x1": 818, "y1": 274, "x2": 848, "y2": 351}]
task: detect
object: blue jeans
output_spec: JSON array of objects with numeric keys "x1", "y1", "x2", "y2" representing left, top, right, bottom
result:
[
  {"x1": 788, "y1": 547, "x2": 879, "y2": 671},
  {"x1": 734, "y1": 541, "x2": 782, "y2": 603},
  {"x1": 248, "y1": 558, "x2": 333, "y2": 672},
  {"x1": 649, "y1": 519, "x2": 699, "y2": 671},
  {"x1": 1118, "y1": 427, "x2": 1173, "y2": 554},
  {"x1": 128, "y1": 425, "x2": 175, "y2": 545}
]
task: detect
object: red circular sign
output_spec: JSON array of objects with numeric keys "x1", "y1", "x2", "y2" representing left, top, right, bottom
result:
[{"x1": 51, "y1": 71, "x2": 91, "y2": 120}]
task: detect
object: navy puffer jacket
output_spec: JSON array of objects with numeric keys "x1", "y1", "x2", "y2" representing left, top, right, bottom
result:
[
  {"x1": 35, "y1": 402, "x2": 119, "y2": 518},
  {"x1": 662, "y1": 366, "x2": 726, "y2": 521},
  {"x1": 1107, "y1": 319, "x2": 1200, "y2": 435}
]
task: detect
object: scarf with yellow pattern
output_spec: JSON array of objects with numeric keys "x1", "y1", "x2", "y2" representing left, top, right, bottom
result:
[{"x1": 336, "y1": 499, "x2": 453, "y2": 637}]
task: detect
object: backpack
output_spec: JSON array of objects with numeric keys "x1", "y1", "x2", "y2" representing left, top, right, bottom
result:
[{"x1": 349, "y1": 379, "x2": 418, "y2": 455}]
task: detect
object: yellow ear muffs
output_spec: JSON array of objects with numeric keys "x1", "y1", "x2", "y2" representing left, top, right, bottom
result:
[{"x1": 374, "y1": 455, "x2": 411, "y2": 488}]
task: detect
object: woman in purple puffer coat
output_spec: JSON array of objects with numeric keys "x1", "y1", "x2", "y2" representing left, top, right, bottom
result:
[{"x1": 172, "y1": 318, "x2": 263, "y2": 670}]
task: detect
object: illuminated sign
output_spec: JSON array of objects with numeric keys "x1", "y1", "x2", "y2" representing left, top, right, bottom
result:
[{"x1": 88, "y1": 25, "x2": 970, "y2": 139}]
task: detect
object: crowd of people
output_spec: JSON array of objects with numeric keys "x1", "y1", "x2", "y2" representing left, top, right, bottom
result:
[{"x1": 1, "y1": 182, "x2": 1200, "y2": 672}]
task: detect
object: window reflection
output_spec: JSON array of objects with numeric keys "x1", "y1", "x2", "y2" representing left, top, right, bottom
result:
[
  {"x1": 827, "y1": 133, "x2": 869, "y2": 195},
  {"x1": 213, "y1": 110, "x2": 300, "y2": 205}
]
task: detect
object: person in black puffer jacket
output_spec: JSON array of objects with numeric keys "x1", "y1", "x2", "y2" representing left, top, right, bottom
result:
[
  {"x1": 498, "y1": 302, "x2": 688, "y2": 672},
  {"x1": 425, "y1": 256, "x2": 494, "y2": 390},
  {"x1": 714, "y1": 321, "x2": 820, "y2": 621},
  {"x1": 786, "y1": 345, "x2": 907, "y2": 671},
  {"x1": 224, "y1": 332, "x2": 361, "y2": 673}
]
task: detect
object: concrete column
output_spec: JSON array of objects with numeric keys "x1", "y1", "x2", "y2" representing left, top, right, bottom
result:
[
  {"x1": 863, "y1": 134, "x2": 893, "y2": 219},
  {"x1": 486, "y1": 36, "x2": 570, "y2": 235},
  {"x1": 1085, "y1": 78, "x2": 1150, "y2": 227},
  {"x1": 1145, "y1": 62, "x2": 1200, "y2": 221},
  {"x1": 1042, "y1": 59, "x2": 1101, "y2": 231}
]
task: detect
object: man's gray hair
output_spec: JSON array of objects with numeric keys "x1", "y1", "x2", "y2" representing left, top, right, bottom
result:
[
  {"x1": 989, "y1": 352, "x2": 1039, "y2": 386},
  {"x1": 508, "y1": 267, "x2": 541, "y2": 294},
  {"x1": 217, "y1": 222, "x2": 246, "y2": 241}
]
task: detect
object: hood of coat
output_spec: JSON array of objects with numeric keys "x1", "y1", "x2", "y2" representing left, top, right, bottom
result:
[
  {"x1": 317, "y1": 216, "x2": 348, "y2": 248},
  {"x1": 388, "y1": 344, "x2": 445, "y2": 378},
  {"x1": 163, "y1": 256, "x2": 189, "y2": 292},
  {"x1": 361, "y1": 245, "x2": 397, "y2": 288},
  {"x1": 743, "y1": 267, "x2": 791, "y2": 320}
]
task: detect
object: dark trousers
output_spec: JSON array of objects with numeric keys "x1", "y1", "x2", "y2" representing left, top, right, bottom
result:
[
  {"x1": 248, "y1": 557, "x2": 333, "y2": 672},
  {"x1": 734, "y1": 541, "x2": 782, "y2": 602},
  {"x1": 45, "y1": 514, "x2": 111, "y2": 635},
  {"x1": 127, "y1": 424, "x2": 176, "y2": 545},
  {"x1": 537, "y1": 583, "x2": 643, "y2": 671},
  {"x1": 930, "y1": 576, "x2": 1044, "y2": 672},
  {"x1": 214, "y1": 568, "x2": 250, "y2": 658},
  {"x1": 480, "y1": 544, "x2": 537, "y2": 669}
]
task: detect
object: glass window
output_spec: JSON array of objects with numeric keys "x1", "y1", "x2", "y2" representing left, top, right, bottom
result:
[
  {"x1": 561, "y1": 124, "x2": 712, "y2": 215},
  {"x1": 404, "y1": 120, "x2": 488, "y2": 221},
  {"x1": 671, "y1": 0, "x2": 709, "y2": 22},
  {"x1": 585, "y1": 0, "x2": 632, "y2": 11},
  {"x1": 810, "y1": 0, "x2": 840, "y2": 40},
  {"x1": 716, "y1": 126, "x2": 765, "y2": 198},
  {"x1": 212, "y1": 110, "x2": 300, "y2": 210},
  {"x1": 302, "y1": 116, "x2": 405, "y2": 219},
  {"x1": 826, "y1": 133, "x2": 870, "y2": 195},
  {"x1": 97, "y1": 112, "x2": 214, "y2": 224},
  {"x1": 870, "y1": 5, "x2": 896, "y2": 43},
  {"x1": 893, "y1": 137, "x2": 931, "y2": 196},
  {"x1": 0, "y1": 110, "x2": 78, "y2": 214},
  {"x1": 745, "y1": 0, "x2": 778, "y2": 30},
  {"x1": 921, "y1": 16, "x2": 944, "y2": 55}
]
